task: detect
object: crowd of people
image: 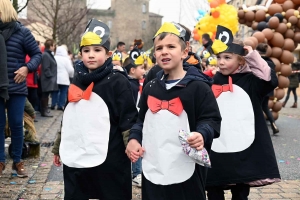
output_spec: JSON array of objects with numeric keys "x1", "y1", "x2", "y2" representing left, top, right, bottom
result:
[{"x1": 1, "y1": 0, "x2": 300, "y2": 199}]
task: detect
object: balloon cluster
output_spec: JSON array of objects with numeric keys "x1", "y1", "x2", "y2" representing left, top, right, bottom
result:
[
  {"x1": 196, "y1": 9, "x2": 207, "y2": 21},
  {"x1": 193, "y1": 0, "x2": 239, "y2": 42},
  {"x1": 238, "y1": 0, "x2": 300, "y2": 120}
]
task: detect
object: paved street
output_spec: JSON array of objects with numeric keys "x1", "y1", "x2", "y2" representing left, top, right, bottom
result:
[{"x1": 0, "y1": 94, "x2": 300, "y2": 200}]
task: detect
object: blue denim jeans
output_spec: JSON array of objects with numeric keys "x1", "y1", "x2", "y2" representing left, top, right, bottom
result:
[
  {"x1": 0, "y1": 95, "x2": 26, "y2": 163},
  {"x1": 51, "y1": 84, "x2": 69, "y2": 108},
  {"x1": 132, "y1": 158, "x2": 142, "y2": 178}
]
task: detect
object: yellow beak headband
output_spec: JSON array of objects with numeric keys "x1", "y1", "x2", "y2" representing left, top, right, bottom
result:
[
  {"x1": 153, "y1": 22, "x2": 186, "y2": 41},
  {"x1": 112, "y1": 50, "x2": 122, "y2": 61},
  {"x1": 124, "y1": 48, "x2": 153, "y2": 72},
  {"x1": 206, "y1": 56, "x2": 217, "y2": 66},
  {"x1": 211, "y1": 25, "x2": 245, "y2": 56},
  {"x1": 80, "y1": 18, "x2": 110, "y2": 50}
]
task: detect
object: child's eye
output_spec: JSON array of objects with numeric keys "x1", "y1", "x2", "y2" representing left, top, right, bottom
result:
[
  {"x1": 83, "y1": 49, "x2": 89, "y2": 53},
  {"x1": 156, "y1": 47, "x2": 162, "y2": 51},
  {"x1": 95, "y1": 49, "x2": 101, "y2": 52}
]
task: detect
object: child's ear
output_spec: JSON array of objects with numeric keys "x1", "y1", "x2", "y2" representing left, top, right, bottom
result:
[
  {"x1": 181, "y1": 46, "x2": 188, "y2": 59},
  {"x1": 130, "y1": 67, "x2": 136, "y2": 75}
]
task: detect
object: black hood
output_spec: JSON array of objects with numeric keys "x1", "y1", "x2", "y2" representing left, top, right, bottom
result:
[{"x1": 156, "y1": 66, "x2": 213, "y2": 89}]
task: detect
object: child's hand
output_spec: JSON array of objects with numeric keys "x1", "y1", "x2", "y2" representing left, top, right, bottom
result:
[
  {"x1": 126, "y1": 139, "x2": 145, "y2": 162},
  {"x1": 244, "y1": 45, "x2": 253, "y2": 55},
  {"x1": 187, "y1": 132, "x2": 204, "y2": 151},
  {"x1": 53, "y1": 155, "x2": 61, "y2": 167}
]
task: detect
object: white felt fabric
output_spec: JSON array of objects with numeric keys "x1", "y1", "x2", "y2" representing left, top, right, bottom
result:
[
  {"x1": 60, "y1": 92, "x2": 110, "y2": 168},
  {"x1": 211, "y1": 84, "x2": 255, "y2": 153},
  {"x1": 142, "y1": 110, "x2": 194, "y2": 185}
]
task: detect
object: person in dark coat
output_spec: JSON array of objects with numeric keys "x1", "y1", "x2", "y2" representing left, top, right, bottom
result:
[
  {"x1": 256, "y1": 43, "x2": 279, "y2": 134},
  {"x1": 283, "y1": 61, "x2": 300, "y2": 108},
  {"x1": 0, "y1": 0, "x2": 41, "y2": 178},
  {"x1": 40, "y1": 39, "x2": 58, "y2": 117}
]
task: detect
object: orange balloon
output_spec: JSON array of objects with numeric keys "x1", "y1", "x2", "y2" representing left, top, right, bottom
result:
[
  {"x1": 212, "y1": 11, "x2": 220, "y2": 18},
  {"x1": 210, "y1": 1, "x2": 219, "y2": 8},
  {"x1": 194, "y1": 34, "x2": 200, "y2": 41}
]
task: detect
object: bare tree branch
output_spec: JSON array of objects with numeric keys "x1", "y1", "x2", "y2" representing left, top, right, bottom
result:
[{"x1": 17, "y1": 0, "x2": 30, "y2": 13}]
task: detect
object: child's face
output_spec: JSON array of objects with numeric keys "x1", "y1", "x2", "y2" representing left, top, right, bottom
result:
[
  {"x1": 207, "y1": 64, "x2": 217, "y2": 71},
  {"x1": 81, "y1": 45, "x2": 109, "y2": 72},
  {"x1": 154, "y1": 34, "x2": 187, "y2": 73},
  {"x1": 217, "y1": 52, "x2": 241, "y2": 75},
  {"x1": 130, "y1": 65, "x2": 145, "y2": 80}
]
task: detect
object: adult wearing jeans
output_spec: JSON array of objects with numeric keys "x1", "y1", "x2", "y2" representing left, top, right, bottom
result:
[
  {"x1": 51, "y1": 46, "x2": 74, "y2": 110},
  {"x1": 0, "y1": 0, "x2": 41, "y2": 178}
]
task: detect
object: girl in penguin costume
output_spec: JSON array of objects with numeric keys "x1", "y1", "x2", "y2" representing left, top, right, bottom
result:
[
  {"x1": 52, "y1": 19, "x2": 138, "y2": 200},
  {"x1": 206, "y1": 25, "x2": 281, "y2": 199},
  {"x1": 126, "y1": 22, "x2": 222, "y2": 200}
]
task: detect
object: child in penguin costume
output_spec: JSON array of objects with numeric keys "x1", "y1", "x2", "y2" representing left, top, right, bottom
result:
[
  {"x1": 206, "y1": 25, "x2": 281, "y2": 199},
  {"x1": 126, "y1": 22, "x2": 222, "y2": 200},
  {"x1": 52, "y1": 19, "x2": 138, "y2": 200}
]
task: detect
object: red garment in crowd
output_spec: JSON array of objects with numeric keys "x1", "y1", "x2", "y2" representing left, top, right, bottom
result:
[
  {"x1": 203, "y1": 70, "x2": 214, "y2": 78},
  {"x1": 139, "y1": 78, "x2": 144, "y2": 94},
  {"x1": 26, "y1": 45, "x2": 44, "y2": 88}
]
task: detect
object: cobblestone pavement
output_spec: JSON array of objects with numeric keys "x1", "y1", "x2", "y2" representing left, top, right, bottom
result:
[{"x1": 0, "y1": 95, "x2": 300, "y2": 200}]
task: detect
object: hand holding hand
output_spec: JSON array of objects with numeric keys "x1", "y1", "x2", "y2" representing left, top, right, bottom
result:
[
  {"x1": 187, "y1": 132, "x2": 204, "y2": 151},
  {"x1": 125, "y1": 139, "x2": 145, "y2": 162},
  {"x1": 14, "y1": 66, "x2": 29, "y2": 83}
]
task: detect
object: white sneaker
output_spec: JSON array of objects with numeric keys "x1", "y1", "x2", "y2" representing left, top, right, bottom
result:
[{"x1": 132, "y1": 174, "x2": 142, "y2": 187}]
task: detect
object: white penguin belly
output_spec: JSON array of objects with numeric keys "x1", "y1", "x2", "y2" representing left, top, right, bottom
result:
[
  {"x1": 142, "y1": 110, "x2": 195, "y2": 185},
  {"x1": 212, "y1": 84, "x2": 255, "y2": 153},
  {"x1": 60, "y1": 92, "x2": 110, "y2": 168}
]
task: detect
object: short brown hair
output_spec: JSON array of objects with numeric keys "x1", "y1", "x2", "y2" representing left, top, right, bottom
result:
[{"x1": 44, "y1": 39, "x2": 55, "y2": 49}]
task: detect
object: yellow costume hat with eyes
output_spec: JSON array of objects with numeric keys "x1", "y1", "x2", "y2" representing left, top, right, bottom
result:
[
  {"x1": 153, "y1": 22, "x2": 186, "y2": 41},
  {"x1": 80, "y1": 18, "x2": 110, "y2": 50}
]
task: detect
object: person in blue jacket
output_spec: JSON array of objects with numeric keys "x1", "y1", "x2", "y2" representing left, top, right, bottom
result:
[{"x1": 0, "y1": 0, "x2": 41, "y2": 178}]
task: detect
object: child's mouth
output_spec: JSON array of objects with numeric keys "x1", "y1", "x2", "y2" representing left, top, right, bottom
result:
[{"x1": 162, "y1": 58, "x2": 171, "y2": 63}]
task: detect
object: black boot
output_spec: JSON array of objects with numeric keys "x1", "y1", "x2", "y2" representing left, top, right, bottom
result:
[
  {"x1": 41, "y1": 98, "x2": 53, "y2": 117},
  {"x1": 271, "y1": 122, "x2": 279, "y2": 134}
]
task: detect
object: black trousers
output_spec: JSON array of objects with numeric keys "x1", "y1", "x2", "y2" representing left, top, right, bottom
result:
[
  {"x1": 206, "y1": 184, "x2": 250, "y2": 200},
  {"x1": 262, "y1": 96, "x2": 275, "y2": 124},
  {"x1": 27, "y1": 87, "x2": 39, "y2": 111}
]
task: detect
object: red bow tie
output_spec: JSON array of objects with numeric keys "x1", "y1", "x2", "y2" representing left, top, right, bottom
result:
[
  {"x1": 147, "y1": 95, "x2": 183, "y2": 116},
  {"x1": 212, "y1": 76, "x2": 233, "y2": 98},
  {"x1": 68, "y1": 82, "x2": 94, "y2": 102}
]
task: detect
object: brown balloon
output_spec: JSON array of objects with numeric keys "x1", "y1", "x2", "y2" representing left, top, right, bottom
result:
[
  {"x1": 282, "y1": 0, "x2": 295, "y2": 12},
  {"x1": 246, "y1": 21, "x2": 252, "y2": 27},
  {"x1": 285, "y1": 28, "x2": 295, "y2": 39},
  {"x1": 292, "y1": 0, "x2": 300, "y2": 5},
  {"x1": 288, "y1": 16, "x2": 298, "y2": 24},
  {"x1": 272, "y1": 101, "x2": 282, "y2": 112},
  {"x1": 294, "y1": 32, "x2": 300, "y2": 43},
  {"x1": 274, "y1": 0, "x2": 285, "y2": 3},
  {"x1": 250, "y1": 36, "x2": 258, "y2": 48},
  {"x1": 238, "y1": 18, "x2": 246, "y2": 24},
  {"x1": 270, "y1": 57, "x2": 281, "y2": 72},
  {"x1": 245, "y1": 11, "x2": 255, "y2": 21},
  {"x1": 271, "y1": 47, "x2": 283, "y2": 58},
  {"x1": 272, "y1": 111, "x2": 279, "y2": 121},
  {"x1": 278, "y1": 75, "x2": 290, "y2": 88},
  {"x1": 270, "y1": 32, "x2": 285, "y2": 48},
  {"x1": 280, "y1": 50, "x2": 295, "y2": 64},
  {"x1": 275, "y1": 88, "x2": 285, "y2": 100},
  {"x1": 297, "y1": 19, "x2": 300, "y2": 28},
  {"x1": 244, "y1": 38, "x2": 256, "y2": 49},
  {"x1": 268, "y1": 99, "x2": 274, "y2": 108},
  {"x1": 280, "y1": 64, "x2": 293, "y2": 76},
  {"x1": 285, "y1": 9, "x2": 296, "y2": 20},
  {"x1": 238, "y1": 10, "x2": 245, "y2": 19},
  {"x1": 268, "y1": 17, "x2": 280, "y2": 29},
  {"x1": 255, "y1": 10, "x2": 266, "y2": 22},
  {"x1": 252, "y1": 32, "x2": 265, "y2": 43},
  {"x1": 252, "y1": 22, "x2": 258, "y2": 30},
  {"x1": 283, "y1": 38, "x2": 295, "y2": 51},
  {"x1": 275, "y1": 23, "x2": 288, "y2": 34},
  {"x1": 262, "y1": 28, "x2": 274, "y2": 40},
  {"x1": 266, "y1": 45, "x2": 272, "y2": 57},
  {"x1": 268, "y1": 4, "x2": 283, "y2": 16}
]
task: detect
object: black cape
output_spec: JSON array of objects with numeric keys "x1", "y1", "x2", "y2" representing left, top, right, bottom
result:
[
  {"x1": 206, "y1": 71, "x2": 280, "y2": 187},
  {"x1": 63, "y1": 62, "x2": 138, "y2": 200},
  {"x1": 129, "y1": 66, "x2": 221, "y2": 200}
]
